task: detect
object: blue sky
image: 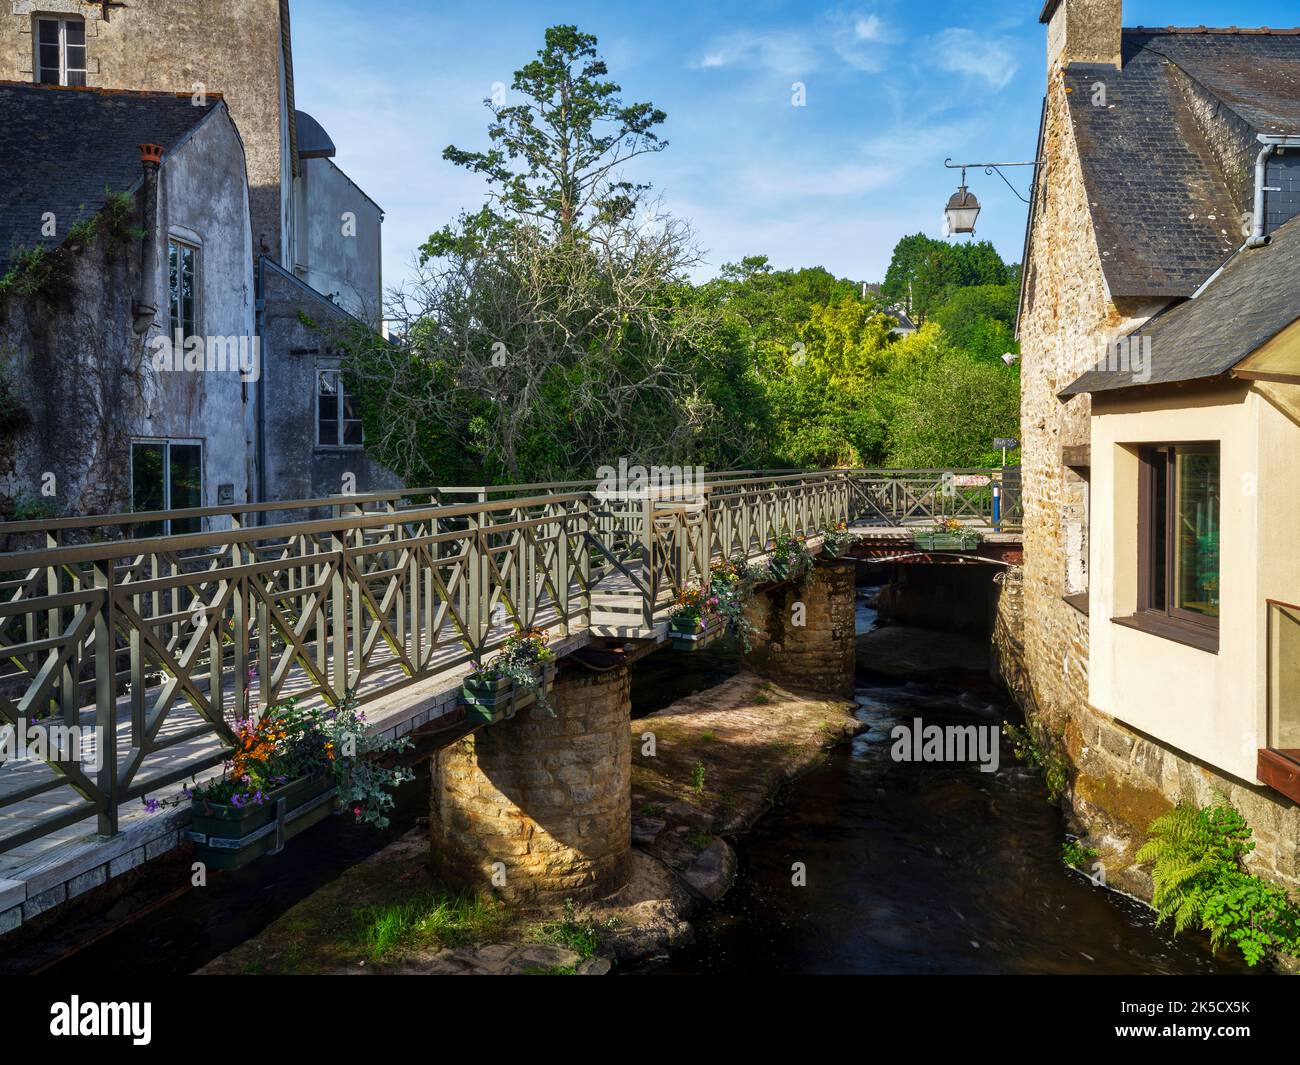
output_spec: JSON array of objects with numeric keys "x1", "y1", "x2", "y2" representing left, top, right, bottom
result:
[{"x1": 291, "y1": 1, "x2": 1300, "y2": 292}]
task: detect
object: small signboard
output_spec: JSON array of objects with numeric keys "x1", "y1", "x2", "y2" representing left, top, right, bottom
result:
[{"x1": 993, "y1": 437, "x2": 1020, "y2": 450}]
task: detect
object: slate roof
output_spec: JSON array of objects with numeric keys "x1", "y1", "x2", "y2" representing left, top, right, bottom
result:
[
  {"x1": 0, "y1": 82, "x2": 223, "y2": 267},
  {"x1": 1060, "y1": 215, "x2": 1300, "y2": 395},
  {"x1": 1062, "y1": 29, "x2": 1300, "y2": 299}
]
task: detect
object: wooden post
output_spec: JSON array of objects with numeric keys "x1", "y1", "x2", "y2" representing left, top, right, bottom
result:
[{"x1": 92, "y1": 558, "x2": 118, "y2": 839}]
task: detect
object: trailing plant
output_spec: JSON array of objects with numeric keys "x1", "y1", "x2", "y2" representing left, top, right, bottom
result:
[
  {"x1": 709, "y1": 553, "x2": 761, "y2": 650},
  {"x1": 1001, "y1": 718, "x2": 1069, "y2": 801},
  {"x1": 466, "y1": 627, "x2": 557, "y2": 716},
  {"x1": 0, "y1": 188, "x2": 142, "y2": 305},
  {"x1": 1137, "y1": 800, "x2": 1300, "y2": 967},
  {"x1": 821, "y1": 519, "x2": 849, "y2": 555},
  {"x1": 767, "y1": 533, "x2": 813, "y2": 581},
  {"x1": 152, "y1": 696, "x2": 412, "y2": 828},
  {"x1": 8, "y1": 492, "x2": 57, "y2": 522}
]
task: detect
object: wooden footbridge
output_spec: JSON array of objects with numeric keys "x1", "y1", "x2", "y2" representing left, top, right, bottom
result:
[{"x1": 0, "y1": 467, "x2": 1019, "y2": 923}]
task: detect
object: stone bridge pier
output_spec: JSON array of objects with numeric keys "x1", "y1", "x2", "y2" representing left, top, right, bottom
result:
[
  {"x1": 742, "y1": 559, "x2": 858, "y2": 697},
  {"x1": 428, "y1": 665, "x2": 633, "y2": 908}
]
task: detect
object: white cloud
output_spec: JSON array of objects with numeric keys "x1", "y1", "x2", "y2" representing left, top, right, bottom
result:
[
  {"x1": 929, "y1": 28, "x2": 1021, "y2": 91},
  {"x1": 694, "y1": 8, "x2": 898, "y2": 78},
  {"x1": 693, "y1": 30, "x2": 820, "y2": 77}
]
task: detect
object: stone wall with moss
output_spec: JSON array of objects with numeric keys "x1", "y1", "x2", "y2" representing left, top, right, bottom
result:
[
  {"x1": 429, "y1": 665, "x2": 633, "y2": 909},
  {"x1": 742, "y1": 560, "x2": 857, "y2": 697}
]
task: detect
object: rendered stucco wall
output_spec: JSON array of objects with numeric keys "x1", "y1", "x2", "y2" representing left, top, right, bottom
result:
[
  {"x1": 293, "y1": 158, "x2": 383, "y2": 325},
  {"x1": 137, "y1": 107, "x2": 257, "y2": 515}
]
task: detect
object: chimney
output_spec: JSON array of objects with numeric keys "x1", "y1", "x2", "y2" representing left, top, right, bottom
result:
[
  {"x1": 1041, "y1": 0, "x2": 1122, "y2": 72},
  {"x1": 133, "y1": 144, "x2": 164, "y2": 335}
]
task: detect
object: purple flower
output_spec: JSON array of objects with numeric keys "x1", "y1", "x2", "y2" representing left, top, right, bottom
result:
[{"x1": 143, "y1": 796, "x2": 160, "y2": 813}]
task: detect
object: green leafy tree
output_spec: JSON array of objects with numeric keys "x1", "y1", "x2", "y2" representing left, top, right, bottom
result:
[
  {"x1": 439, "y1": 24, "x2": 667, "y2": 237},
  {"x1": 931, "y1": 284, "x2": 1020, "y2": 362},
  {"x1": 883, "y1": 327, "x2": 1021, "y2": 467}
]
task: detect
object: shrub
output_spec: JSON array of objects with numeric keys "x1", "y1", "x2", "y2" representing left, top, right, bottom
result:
[{"x1": 1137, "y1": 800, "x2": 1300, "y2": 967}]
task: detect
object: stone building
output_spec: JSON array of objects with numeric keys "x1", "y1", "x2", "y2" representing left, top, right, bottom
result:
[
  {"x1": 1017, "y1": 0, "x2": 1300, "y2": 896},
  {"x1": 0, "y1": 0, "x2": 397, "y2": 520},
  {"x1": 0, "y1": 82, "x2": 254, "y2": 523}
]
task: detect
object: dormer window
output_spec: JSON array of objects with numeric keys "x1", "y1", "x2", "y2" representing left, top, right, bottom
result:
[{"x1": 36, "y1": 17, "x2": 86, "y2": 87}]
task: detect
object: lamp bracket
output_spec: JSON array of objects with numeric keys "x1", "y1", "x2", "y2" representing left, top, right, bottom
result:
[{"x1": 944, "y1": 158, "x2": 1041, "y2": 204}]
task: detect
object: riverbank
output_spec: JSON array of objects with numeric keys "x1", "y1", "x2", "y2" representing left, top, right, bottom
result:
[{"x1": 197, "y1": 670, "x2": 858, "y2": 975}]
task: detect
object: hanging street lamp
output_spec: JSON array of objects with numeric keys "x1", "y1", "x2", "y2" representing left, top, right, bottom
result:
[
  {"x1": 942, "y1": 158, "x2": 1040, "y2": 238},
  {"x1": 945, "y1": 174, "x2": 981, "y2": 235}
]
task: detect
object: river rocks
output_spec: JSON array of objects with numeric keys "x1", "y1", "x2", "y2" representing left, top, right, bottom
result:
[{"x1": 680, "y1": 838, "x2": 737, "y2": 902}]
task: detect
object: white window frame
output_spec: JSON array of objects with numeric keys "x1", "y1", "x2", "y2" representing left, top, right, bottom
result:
[
  {"x1": 130, "y1": 438, "x2": 205, "y2": 535},
  {"x1": 316, "y1": 364, "x2": 364, "y2": 449},
  {"x1": 34, "y1": 16, "x2": 86, "y2": 86},
  {"x1": 167, "y1": 237, "x2": 201, "y2": 340}
]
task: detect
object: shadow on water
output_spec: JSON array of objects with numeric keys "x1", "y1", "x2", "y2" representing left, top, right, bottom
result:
[
  {"x1": 633, "y1": 586, "x2": 1252, "y2": 975},
  {"x1": 25, "y1": 773, "x2": 430, "y2": 978},
  {"x1": 28, "y1": 588, "x2": 1254, "y2": 976}
]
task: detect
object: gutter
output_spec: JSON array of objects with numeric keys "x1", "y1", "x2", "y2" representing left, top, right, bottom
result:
[
  {"x1": 1246, "y1": 134, "x2": 1300, "y2": 248},
  {"x1": 256, "y1": 256, "x2": 268, "y2": 521}
]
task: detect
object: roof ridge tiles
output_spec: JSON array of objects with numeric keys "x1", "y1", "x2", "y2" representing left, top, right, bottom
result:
[{"x1": 1127, "y1": 26, "x2": 1300, "y2": 35}]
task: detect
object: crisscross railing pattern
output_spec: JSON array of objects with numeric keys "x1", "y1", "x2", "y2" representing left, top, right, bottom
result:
[{"x1": 0, "y1": 466, "x2": 1017, "y2": 854}]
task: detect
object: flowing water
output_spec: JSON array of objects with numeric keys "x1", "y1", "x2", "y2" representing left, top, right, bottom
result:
[
  {"x1": 26, "y1": 588, "x2": 1250, "y2": 976},
  {"x1": 635, "y1": 588, "x2": 1251, "y2": 975}
]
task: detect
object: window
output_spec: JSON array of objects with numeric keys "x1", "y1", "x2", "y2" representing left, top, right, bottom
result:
[
  {"x1": 317, "y1": 367, "x2": 363, "y2": 447},
  {"x1": 35, "y1": 18, "x2": 86, "y2": 87},
  {"x1": 131, "y1": 441, "x2": 203, "y2": 535},
  {"x1": 1268, "y1": 601, "x2": 1300, "y2": 753},
  {"x1": 1131, "y1": 444, "x2": 1220, "y2": 647},
  {"x1": 168, "y1": 239, "x2": 198, "y2": 338}
]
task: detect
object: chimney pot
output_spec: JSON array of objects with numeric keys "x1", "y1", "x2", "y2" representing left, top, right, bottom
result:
[{"x1": 139, "y1": 143, "x2": 164, "y2": 166}]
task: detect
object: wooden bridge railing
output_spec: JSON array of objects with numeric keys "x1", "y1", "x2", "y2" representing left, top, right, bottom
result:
[{"x1": 0, "y1": 466, "x2": 1017, "y2": 854}]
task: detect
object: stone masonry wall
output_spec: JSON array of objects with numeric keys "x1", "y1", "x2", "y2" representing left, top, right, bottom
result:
[
  {"x1": 742, "y1": 560, "x2": 857, "y2": 698},
  {"x1": 429, "y1": 665, "x2": 633, "y2": 909},
  {"x1": 1012, "y1": 57, "x2": 1300, "y2": 919}
]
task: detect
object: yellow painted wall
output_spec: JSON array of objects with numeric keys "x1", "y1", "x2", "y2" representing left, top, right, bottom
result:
[{"x1": 1089, "y1": 383, "x2": 1300, "y2": 782}]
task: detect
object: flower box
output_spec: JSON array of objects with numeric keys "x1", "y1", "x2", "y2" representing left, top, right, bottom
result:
[
  {"x1": 911, "y1": 530, "x2": 982, "y2": 551},
  {"x1": 462, "y1": 663, "x2": 556, "y2": 725},
  {"x1": 669, "y1": 612, "x2": 706, "y2": 635},
  {"x1": 185, "y1": 774, "x2": 337, "y2": 871},
  {"x1": 669, "y1": 614, "x2": 722, "y2": 651}
]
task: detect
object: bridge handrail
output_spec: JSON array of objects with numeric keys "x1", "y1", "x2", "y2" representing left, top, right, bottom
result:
[{"x1": 0, "y1": 466, "x2": 1018, "y2": 856}]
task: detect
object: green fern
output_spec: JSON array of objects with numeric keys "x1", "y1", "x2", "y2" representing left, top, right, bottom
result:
[{"x1": 1138, "y1": 799, "x2": 1300, "y2": 966}]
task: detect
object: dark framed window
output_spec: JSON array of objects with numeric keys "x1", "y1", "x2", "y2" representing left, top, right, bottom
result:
[
  {"x1": 35, "y1": 17, "x2": 86, "y2": 86},
  {"x1": 131, "y1": 440, "x2": 203, "y2": 536},
  {"x1": 1135, "y1": 443, "x2": 1220, "y2": 642},
  {"x1": 168, "y1": 239, "x2": 198, "y2": 339},
  {"x1": 317, "y1": 367, "x2": 363, "y2": 447}
]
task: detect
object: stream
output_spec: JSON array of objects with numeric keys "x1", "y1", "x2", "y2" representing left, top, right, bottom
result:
[{"x1": 634, "y1": 587, "x2": 1251, "y2": 975}]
